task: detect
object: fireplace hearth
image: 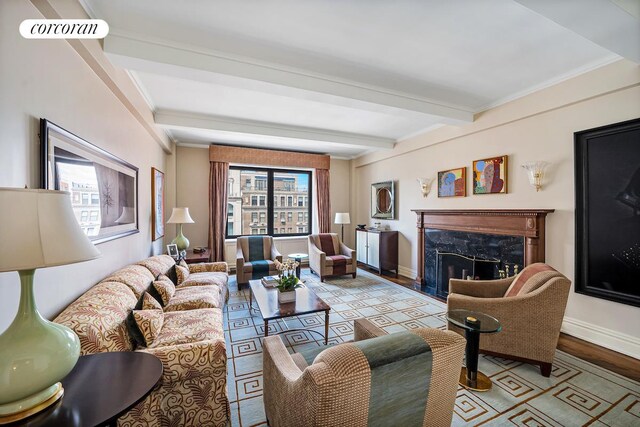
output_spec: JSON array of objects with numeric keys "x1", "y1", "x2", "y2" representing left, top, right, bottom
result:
[{"x1": 413, "y1": 209, "x2": 554, "y2": 298}]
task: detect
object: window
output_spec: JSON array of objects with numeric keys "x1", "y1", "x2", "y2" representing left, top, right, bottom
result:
[
  {"x1": 226, "y1": 167, "x2": 312, "y2": 238},
  {"x1": 81, "y1": 193, "x2": 89, "y2": 205},
  {"x1": 80, "y1": 210, "x2": 89, "y2": 221},
  {"x1": 89, "y1": 210, "x2": 99, "y2": 221},
  {"x1": 91, "y1": 193, "x2": 100, "y2": 205}
]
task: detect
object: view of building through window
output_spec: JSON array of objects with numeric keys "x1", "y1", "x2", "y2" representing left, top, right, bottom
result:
[
  {"x1": 227, "y1": 168, "x2": 311, "y2": 237},
  {"x1": 56, "y1": 162, "x2": 102, "y2": 237}
]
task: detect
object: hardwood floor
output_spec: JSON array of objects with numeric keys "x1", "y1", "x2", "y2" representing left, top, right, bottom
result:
[{"x1": 364, "y1": 268, "x2": 640, "y2": 382}]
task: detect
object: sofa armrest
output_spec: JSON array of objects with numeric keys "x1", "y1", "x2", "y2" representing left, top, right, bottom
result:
[
  {"x1": 307, "y1": 239, "x2": 325, "y2": 273},
  {"x1": 139, "y1": 339, "x2": 226, "y2": 385},
  {"x1": 271, "y1": 245, "x2": 283, "y2": 263},
  {"x1": 188, "y1": 262, "x2": 228, "y2": 274},
  {"x1": 354, "y1": 318, "x2": 388, "y2": 341},
  {"x1": 449, "y1": 276, "x2": 514, "y2": 298},
  {"x1": 340, "y1": 242, "x2": 356, "y2": 262}
]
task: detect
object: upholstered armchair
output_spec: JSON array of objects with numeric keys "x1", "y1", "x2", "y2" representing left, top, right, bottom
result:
[
  {"x1": 263, "y1": 318, "x2": 465, "y2": 427},
  {"x1": 308, "y1": 233, "x2": 356, "y2": 281},
  {"x1": 236, "y1": 236, "x2": 282, "y2": 285},
  {"x1": 447, "y1": 263, "x2": 571, "y2": 377}
]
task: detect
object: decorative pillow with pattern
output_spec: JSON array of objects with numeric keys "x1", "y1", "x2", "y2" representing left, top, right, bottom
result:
[
  {"x1": 176, "y1": 260, "x2": 190, "y2": 285},
  {"x1": 132, "y1": 309, "x2": 164, "y2": 347},
  {"x1": 142, "y1": 292, "x2": 162, "y2": 310},
  {"x1": 153, "y1": 274, "x2": 176, "y2": 306}
]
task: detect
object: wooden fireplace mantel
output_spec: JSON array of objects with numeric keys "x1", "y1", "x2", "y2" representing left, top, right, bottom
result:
[{"x1": 412, "y1": 209, "x2": 554, "y2": 285}]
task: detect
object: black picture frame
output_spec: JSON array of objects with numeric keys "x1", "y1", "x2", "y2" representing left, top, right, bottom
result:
[
  {"x1": 40, "y1": 119, "x2": 139, "y2": 244},
  {"x1": 575, "y1": 117, "x2": 640, "y2": 307}
]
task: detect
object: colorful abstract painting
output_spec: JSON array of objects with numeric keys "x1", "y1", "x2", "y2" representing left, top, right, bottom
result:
[
  {"x1": 473, "y1": 155, "x2": 508, "y2": 194},
  {"x1": 438, "y1": 167, "x2": 466, "y2": 197}
]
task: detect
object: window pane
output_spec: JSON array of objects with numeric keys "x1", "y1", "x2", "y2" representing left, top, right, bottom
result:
[
  {"x1": 228, "y1": 169, "x2": 268, "y2": 236},
  {"x1": 274, "y1": 171, "x2": 310, "y2": 236}
]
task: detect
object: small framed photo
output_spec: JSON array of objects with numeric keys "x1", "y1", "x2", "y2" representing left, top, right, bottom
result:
[
  {"x1": 473, "y1": 155, "x2": 508, "y2": 194},
  {"x1": 437, "y1": 167, "x2": 466, "y2": 197},
  {"x1": 166, "y1": 244, "x2": 179, "y2": 259}
]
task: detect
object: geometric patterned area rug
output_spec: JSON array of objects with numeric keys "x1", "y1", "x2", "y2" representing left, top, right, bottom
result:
[{"x1": 224, "y1": 268, "x2": 640, "y2": 427}]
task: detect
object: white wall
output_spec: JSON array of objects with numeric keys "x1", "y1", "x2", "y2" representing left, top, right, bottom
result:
[
  {"x1": 353, "y1": 60, "x2": 640, "y2": 357},
  {"x1": 0, "y1": 0, "x2": 169, "y2": 332}
]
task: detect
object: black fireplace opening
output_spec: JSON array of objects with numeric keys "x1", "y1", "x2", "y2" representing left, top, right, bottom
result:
[{"x1": 423, "y1": 229, "x2": 524, "y2": 298}]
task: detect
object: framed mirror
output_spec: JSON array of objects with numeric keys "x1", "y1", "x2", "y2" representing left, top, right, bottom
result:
[{"x1": 371, "y1": 181, "x2": 395, "y2": 219}]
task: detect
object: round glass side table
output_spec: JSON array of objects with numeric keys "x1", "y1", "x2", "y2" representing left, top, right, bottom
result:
[{"x1": 447, "y1": 309, "x2": 502, "y2": 391}]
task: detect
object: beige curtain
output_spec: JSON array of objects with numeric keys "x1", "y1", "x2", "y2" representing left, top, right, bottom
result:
[
  {"x1": 208, "y1": 161, "x2": 229, "y2": 261},
  {"x1": 315, "y1": 168, "x2": 331, "y2": 233}
]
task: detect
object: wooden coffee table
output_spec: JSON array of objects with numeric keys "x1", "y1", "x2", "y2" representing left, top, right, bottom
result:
[{"x1": 249, "y1": 280, "x2": 331, "y2": 345}]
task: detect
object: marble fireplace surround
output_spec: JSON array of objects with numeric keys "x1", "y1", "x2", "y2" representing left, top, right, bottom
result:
[{"x1": 412, "y1": 209, "x2": 555, "y2": 289}]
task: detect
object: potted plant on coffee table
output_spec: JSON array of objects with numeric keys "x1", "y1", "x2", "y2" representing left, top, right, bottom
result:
[{"x1": 276, "y1": 258, "x2": 301, "y2": 303}]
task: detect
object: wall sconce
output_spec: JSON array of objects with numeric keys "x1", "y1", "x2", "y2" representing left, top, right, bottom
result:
[
  {"x1": 417, "y1": 178, "x2": 433, "y2": 198},
  {"x1": 521, "y1": 161, "x2": 550, "y2": 191}
]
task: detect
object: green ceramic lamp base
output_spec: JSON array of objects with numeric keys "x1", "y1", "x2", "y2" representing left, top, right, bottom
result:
[
  {"x1": 172, "y1": 224, "x2": 190, "y2": 251},
  {"x1": 0, "y1": 270, "x2": 80, "y2": 421}
]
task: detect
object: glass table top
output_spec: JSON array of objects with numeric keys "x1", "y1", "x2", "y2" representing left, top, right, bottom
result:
[
  {"x1": 447, "y1": 309, "x2": 502, "y2": 333},
  {"x1": 288, "y1": 253, "x2": 309, "y2": 259}
]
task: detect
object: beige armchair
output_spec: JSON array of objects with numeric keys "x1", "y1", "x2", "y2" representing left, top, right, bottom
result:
[
  {"x1": 447, "y1": 263, "x2": 571, "y2": 377},
  {"x1": 236, "y1": 236, "x2": 282, "y2": 285},
  {"x1": 263, "y1": 318, "x2": 465, "y2": 427},
  {"x1": 308, "y1": 233, "x2": 356, "y2": 281}
]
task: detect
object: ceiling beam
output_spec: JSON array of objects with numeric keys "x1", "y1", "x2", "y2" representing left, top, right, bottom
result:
[
  {"x1": 514, "y1": 0, "x2": 639, "y2": 63},
  {"x1": 105, "y1": 32, "x2": 474, "y2": 125},
  {"x1": 154, "y1": 110, "x2": 396, "y2": 150}
]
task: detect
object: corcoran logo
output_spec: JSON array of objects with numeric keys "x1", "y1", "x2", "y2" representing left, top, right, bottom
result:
[{"x1": 20, "y1": 19, "x2": 109, "y2": 39}]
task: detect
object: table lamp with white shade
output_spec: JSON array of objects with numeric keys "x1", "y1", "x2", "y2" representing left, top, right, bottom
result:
[
  {"x1": 167, "y1": 207, "x2": 194, "y2": 251},
  {"x1": 334, "y1": 212, "x2": 351, "y2": 241},
  {"x1": 0, "y1": 188, "x2": 100, "y2": 423}
]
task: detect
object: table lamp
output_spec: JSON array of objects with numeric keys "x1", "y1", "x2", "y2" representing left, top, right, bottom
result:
[
  {"x1": 334, "y1": 212, "x2": 351, "y2": 241},
  {"x1": 167, "y1": 207, "x2": 194, "y2": 251},
  {"x1": 0, "y1": 188, "x2": 100, "y2": 423}
]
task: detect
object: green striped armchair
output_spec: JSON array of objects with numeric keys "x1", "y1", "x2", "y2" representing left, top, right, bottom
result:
[
  {"x1": 263, "y1": 318, "x2": 465, "y2": 427},
  {"x1": 236, "y1": 236, "x2": 282, "y2": 285}
]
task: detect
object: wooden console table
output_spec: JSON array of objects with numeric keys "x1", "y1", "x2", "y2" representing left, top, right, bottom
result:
[{"x1": 184, "y1": 248, "x2": 211, "y2": 264}]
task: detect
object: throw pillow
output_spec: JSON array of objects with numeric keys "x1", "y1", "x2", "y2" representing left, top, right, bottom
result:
[
  {"x1": 176, "y1": 260, "x2": 190, "y2": 285},
  {"x1": 504, "y1": 263, "x2": 556, "y2": 297},
  {"x1": 153, "y1": 274, "x2": 176, "y2": 305},
  {"x1": 142, "y1": 292, "x2": 162, "y2": 310},
  {"x1": 132, "y1": 309, "x2": 164, "y2": 347}
]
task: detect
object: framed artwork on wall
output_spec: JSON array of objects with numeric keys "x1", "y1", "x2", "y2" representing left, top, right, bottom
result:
[
  {"x1": 437, "y1": 167, "x2": 466, "y2": 197},
  {"x1": 152, "y1": 167, "x2": 165, "y2": 241},
  {"x1": 473, "y1": 155, "x2": 508, "y2": 194},
  {"x1": 40, "y1": 119, "x2": 139, "y2": 244},
  {"x1": 575, "y1": 117, "x2": 640, "y2": 307}
]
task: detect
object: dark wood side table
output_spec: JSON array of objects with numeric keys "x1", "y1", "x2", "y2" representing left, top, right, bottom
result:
[
  {"x1": 184, "y1": 248, "x2": 211, "y2": 264},
  {"x1": 13, "y1": 352, "x2": 162, "y2": 427}
]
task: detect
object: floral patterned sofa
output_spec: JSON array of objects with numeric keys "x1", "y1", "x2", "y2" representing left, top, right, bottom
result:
[{"x1": 54, "y1": 255, "x2": 230, "y2": 427}]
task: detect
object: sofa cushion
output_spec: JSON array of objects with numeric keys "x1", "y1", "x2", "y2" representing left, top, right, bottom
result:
[
  {"x1": 54, "y1": 281, "x2": 137, "y2": 354},
  {"x1": 149, "y1": 308, "x2": 224, "y2": 348},
  {"x1": 242, "y1": 260, "x2": 277, "y2": 273},
  {"x1": 153, "y1": 274, "x2": 176, "y2": 306},
  {"x1": 178, "y1": 272, "x2": 228, "y2": 290},
  {"x1": 142, "y1": 292, "x2": 162, "y2": 310},
  {"x1": 504, "y1": 263, "x2": 560, "y2": 297},
  {"x1": 325, "y1": 255, "x2": 352, "y2": 266},
  {"x1": 102, "y1": 264, "x2": 155, "y2": 298},
  {"x1": 164, "y1": 286, "x2": 224, "y2": 311},
  {"x1": 136, "y1": 255, "x2": 176, "y2": 278}
]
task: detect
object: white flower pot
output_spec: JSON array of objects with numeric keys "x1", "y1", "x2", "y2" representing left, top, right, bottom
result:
[{"x1": 278, "y1": 290, "x2": 296, "y2": 303}]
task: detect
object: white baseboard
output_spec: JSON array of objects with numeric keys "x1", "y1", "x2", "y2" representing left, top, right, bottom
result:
[
  {"x1": 561, "y1": 316, "x2": 640, "y2": 360},
  {"x1": 398, "y1": 265, "x2": 417, "y2": 280}
]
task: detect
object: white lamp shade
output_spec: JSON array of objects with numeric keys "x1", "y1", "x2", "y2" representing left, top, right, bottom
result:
[
  {"x1": 335, "y1": 212, "x2": 351, "y2": 224},
  {"x1": 0, "y1": 188, "x2": 100, "y2": 272},
  {"x1": 167, "y1": 207, "x2": 194, "y2": 224}
]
